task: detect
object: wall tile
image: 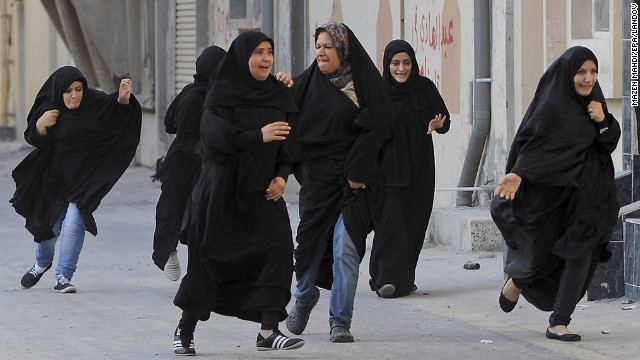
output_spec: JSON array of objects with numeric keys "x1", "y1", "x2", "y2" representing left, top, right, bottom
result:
[
  {"x1": 633, "y1": 156, "x2": 640, "y2": 202},
  {"x1": 617, "y1": 172, "x2": 632, "y2": 207}
]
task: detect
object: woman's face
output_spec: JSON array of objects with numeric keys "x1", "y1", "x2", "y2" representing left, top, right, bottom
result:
[
  {"x1": 389, "y1": 52, "x2": 412, "y2": 83},
  {"x1": 573, "y1": 60, "x2": 598, "y2": 97},
  {"x1": 248, "y1": 40, "x2": 273, "y2": 81},
  {"x1": 63, "y1": 81, "x2": 83, "y2": 110},
  {"x1": 315, "y1": 31, "x2": 341, "y2": 74}
]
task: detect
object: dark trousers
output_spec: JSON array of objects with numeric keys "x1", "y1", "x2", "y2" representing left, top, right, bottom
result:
[
  {"x1": 513, "y1": 247, "x2": 601, "y2": 327},
  {"x1": 178, "y1": 310, "x2": 281, "y2": 333}
]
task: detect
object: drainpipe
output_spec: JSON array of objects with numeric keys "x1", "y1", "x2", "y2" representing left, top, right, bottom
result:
[
  {"x1": 456, "y1": 0, "x2": 491, "y2": 207},
  {"x1": 261, "y1": 0, "x2": 273, "y2": 38}
]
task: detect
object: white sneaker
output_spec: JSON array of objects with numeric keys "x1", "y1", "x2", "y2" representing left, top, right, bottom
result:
[{"x1": 164, "y1": 250, "x2": 181, "y2": 281}]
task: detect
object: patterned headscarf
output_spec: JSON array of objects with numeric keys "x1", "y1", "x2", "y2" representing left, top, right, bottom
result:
[{"x1": 315, "y1": 22, "x2": 353, "y2": 89}]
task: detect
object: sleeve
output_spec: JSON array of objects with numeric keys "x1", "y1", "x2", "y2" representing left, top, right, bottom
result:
[
  {"x1": 594, "y1": 113, "x2": 621, "y2": 154},
  {"x1": 426, "y1": 80, "x2": 451, "y2": 134},
  {"x1": 197, "y1": 106, "x2": 263, "y2": 163},
  {"x1": 274, "y1": 112, "x2": 300, "y2": 180},
  {"x1": 24, "y1": 108, "x2": 53, "y2": 148},
  {"x1": 344, "y1": 106, "x2": 391, "y2": 183}
]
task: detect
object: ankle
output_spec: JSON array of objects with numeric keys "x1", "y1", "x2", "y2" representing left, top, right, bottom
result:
[
  {"x1": 503, "y1": 279, "x2": 522, "y2": 301},
  {"x1": 549, "y1": 325, "x2": 569, "y2": 334},
  {"x1": 259, "y1": 329, "x2": 274, "y2": 338}
]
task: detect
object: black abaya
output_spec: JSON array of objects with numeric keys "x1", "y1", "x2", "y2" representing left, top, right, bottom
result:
[
  {"x1": 369, "y1": 39, "x2": 450, "y2": 297},
  {"x1": 152, "y1": 46, "x2": 226, "y2": 269},
  {"x1": 11, "y1": 66, "x2": 142, "y2": 242},
  {"x1": 173, "y1": 31, "x2": 299, "y2": 323},
  {"x1": 490, "y1": 46, "x2": 620, "y2": 311},
  {"x1": 292, "y1": 24, "x2": 393, "y2": 289}
]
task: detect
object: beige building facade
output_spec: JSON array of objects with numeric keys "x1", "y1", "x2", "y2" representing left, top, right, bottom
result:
[{"x1": 0, "y1": 0, "x2": 70, "y2": 140}]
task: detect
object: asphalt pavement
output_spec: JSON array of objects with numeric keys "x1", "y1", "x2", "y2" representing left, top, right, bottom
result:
[{"x1": 0, "y1": 143, "x2": 638, "y2": 360}]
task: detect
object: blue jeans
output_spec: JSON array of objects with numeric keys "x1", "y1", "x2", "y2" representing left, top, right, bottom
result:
[
  {"x1": 294, "y1": 214, "x2": 360, "y2": 329},
  {"x1": 35, "y1": 203, "x2": 86, "y2": 281}
]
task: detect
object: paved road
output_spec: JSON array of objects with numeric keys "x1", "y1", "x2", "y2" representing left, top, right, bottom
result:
[{"x1": 0, "y1": 145, "x2": 638, "y2": 359}]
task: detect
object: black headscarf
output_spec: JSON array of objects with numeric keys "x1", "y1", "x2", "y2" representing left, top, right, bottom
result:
[
  {"x1": 205, "y1": 31, "x2": 296, "y2": 112},
  {"x1": 11, "y1": 66, "x2": 142, "y2": 242},
  {"x1": 164, "y1": 45, "x2": 227, "y2": 133},
  {"x1": 382, "y1": 39, "x2": 431, "y2": 97}
]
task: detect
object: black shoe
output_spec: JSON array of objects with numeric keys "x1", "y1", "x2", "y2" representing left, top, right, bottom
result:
[
  {"x1": 256, "y1": 329, "x2": 304, "y2": 351},
  {"x1": 286, "y1": 287, "x2": 319, "y2": 335},
  {"x1": 329, "y1": 325, "x2": 354, "y2": 343},
  {"x1": 499, "y1": 278, "x2": 518, "y2": 313},
  {"x1": 546, "y1": 328, "x2": 581, "y2": 342},
  {"x1": 54, "y1": 276, "x2": 77, "y2": 293},
  {"x1": 173, "y1": 327, "x2": 196, "y2": 355},
  {"x1": 21, "y1": 263, "x2": 52, "y2": 289}
]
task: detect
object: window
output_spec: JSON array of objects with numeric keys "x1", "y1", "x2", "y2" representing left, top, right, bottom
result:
[
  {"x1": 571, "y1": 0, "x2": 610, "y2": 39},
  {"x1": 593, "y1": 0, "x2": 609, "y2": 36}
]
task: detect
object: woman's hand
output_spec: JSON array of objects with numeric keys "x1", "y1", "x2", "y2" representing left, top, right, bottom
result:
[
  {"x1": 588, "y1": 100, "x2": 605, "y2": 123},
  {"x1": 118, "y1": 78, "x2": 131, "y2": 104},
  {"x1": 265, "y1": 176, "x2": 286, "y2": 201},
  {"x1": 427, "y1": 114, "x2": 447, "y2": 134},
  {"x1": 261, "y1": 121, "x2": 290, "y2": 142},
  {"x1": 495, "y1": 172, "x2": 522, "y2": 200},
  {"x1": 348, "y1": 179, "x2": 366, "y2": 189},
  {"x1": 35, "y1": 109, "x2": 60, "y2": 135},
  {"x1": 276, "y1": 72, "x2": 294, "y2": 88}
]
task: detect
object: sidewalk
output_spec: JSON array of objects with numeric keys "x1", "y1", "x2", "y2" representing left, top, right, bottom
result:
[{"x1": 0, "y1": 144, "x2": 638, "y2": 359}]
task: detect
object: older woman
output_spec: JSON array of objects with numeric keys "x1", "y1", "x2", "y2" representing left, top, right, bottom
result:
[
  {"x1": 491, "y1": 46, "x2": 620, "y2": 341},
  {"x1": 369, "y1": 39, "x2": 450, "y2": 298},
  {"x1": 171, "y1": 31, "x2": 303, "y2": 355},
  {"x1": 13, "y1": 66, "x2": 141, "y2": 293},
  {"x1": 286, "y1": 22, "x2": 393, "y2": 343}
]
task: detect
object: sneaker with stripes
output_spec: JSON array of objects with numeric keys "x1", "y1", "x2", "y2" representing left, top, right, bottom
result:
[
  {"x1": 173, "y1": 327, "x2": 195, "y2": 356},
  {"x1": 256, "y1": 329, "x2": 304, "y2": 351}
]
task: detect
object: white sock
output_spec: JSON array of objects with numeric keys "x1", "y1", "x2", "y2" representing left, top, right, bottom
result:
[{"x1": 34, "y1": 264, "x2": 48, "y2": 274}]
